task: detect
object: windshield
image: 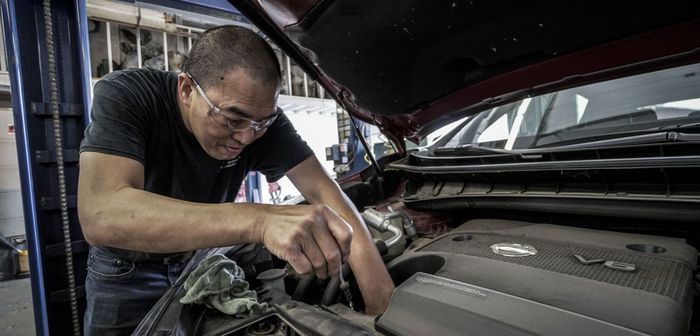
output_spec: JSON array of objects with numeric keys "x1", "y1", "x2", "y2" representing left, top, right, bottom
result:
[{"x1": 440, "y1": 63, "x2": 700, "y2": 150}]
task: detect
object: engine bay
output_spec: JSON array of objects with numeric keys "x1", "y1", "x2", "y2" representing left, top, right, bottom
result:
[{"x1": 134, "y1": 202, "x2": 699, "y2": 336}]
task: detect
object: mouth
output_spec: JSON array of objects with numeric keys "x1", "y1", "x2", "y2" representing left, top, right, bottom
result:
[{"x1": 221, "y1": 145, "x2": 241, "y2": 157}]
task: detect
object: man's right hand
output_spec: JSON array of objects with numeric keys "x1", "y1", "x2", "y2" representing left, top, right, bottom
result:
[{"x1": 257, "y1": 204, "x2": 353, "y2": 279}]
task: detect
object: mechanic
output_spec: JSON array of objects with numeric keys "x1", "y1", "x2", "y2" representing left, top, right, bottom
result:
[{"x1": 77, "y1": 25, "x2": 394, "y2": 335}]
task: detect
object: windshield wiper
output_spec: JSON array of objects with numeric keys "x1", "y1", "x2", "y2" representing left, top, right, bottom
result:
[
  {"x1": 533, "y1": 111, "x2": 700, "y2": 147},
  {"x1": 427, "y1": 123, "x2": 700, "y2": 157},
  {"x1": 432, "y1": 144, "x2": 516, "y2": 155},
  {"x1": 431, "y1": 126, "x2": 700, "y2": 157},
  {"x1": 533, "y1": 122, "x2": 700, "y2": 149}
]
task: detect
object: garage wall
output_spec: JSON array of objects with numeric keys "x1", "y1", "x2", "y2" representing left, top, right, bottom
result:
[
  {"x1": 0, "y1": 108, "x2": 24, "y2": 237},
  {"x1": 260, "y1": 96, "x2": 339, "y2": 204}
]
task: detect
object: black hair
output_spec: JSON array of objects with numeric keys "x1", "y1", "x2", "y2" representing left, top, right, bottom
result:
[{"x1": 182, "y1": 25, "x2": 281, "y2": 89}]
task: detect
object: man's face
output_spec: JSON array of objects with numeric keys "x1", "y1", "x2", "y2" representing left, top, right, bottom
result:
[{"x1": 182, "y1": 68, "x2": 279, "y2": 161}]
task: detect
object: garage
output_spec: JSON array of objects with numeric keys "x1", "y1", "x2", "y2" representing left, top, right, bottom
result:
[{"x1": 1, "y1": 1, "x2": 700, "y2": 335}]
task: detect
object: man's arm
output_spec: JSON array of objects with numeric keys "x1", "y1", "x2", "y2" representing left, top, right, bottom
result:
[
  {"x1": 286, "y1": 156, "x2": 395, "y2": 314},
  {"x1": 78, "y1": 151, "x2": 352, "y2": 277}
]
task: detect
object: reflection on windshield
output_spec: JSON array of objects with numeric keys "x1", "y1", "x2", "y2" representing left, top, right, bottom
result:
[{"x1": 440, "y1": 63, "x2": 700, "y2": 150}]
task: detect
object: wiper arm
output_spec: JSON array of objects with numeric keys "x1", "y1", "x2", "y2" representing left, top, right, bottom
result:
[
  {"x1": 432, "y1": 144, "x2": 516, "y2": 155},
  {"x1": 533, "y1": 109, "x2": 700, "y2": 146},
  {"x1": 429, "y1": 123, "x2": 700, "y2": 156},
  {"x1": 533, "y1": 127, "x2": 700, "y2": 150}
]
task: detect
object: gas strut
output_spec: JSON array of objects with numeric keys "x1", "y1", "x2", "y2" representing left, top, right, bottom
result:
[{"x1": 337, "y1": 91, "x2": 386, "y2": 198}]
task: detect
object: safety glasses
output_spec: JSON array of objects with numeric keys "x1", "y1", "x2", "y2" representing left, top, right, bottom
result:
[{"x1": 187, "y1": 73, "x2": 279, "y2": 133}]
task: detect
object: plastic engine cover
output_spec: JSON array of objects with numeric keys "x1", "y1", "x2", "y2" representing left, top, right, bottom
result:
[{"x1": 377, "y1": 219, "x2": 696, "y2": 336}]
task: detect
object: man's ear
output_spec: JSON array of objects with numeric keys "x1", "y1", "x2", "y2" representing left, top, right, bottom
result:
[{"x1": 177, "y1": 73, "x2": 194, "y2": 106}]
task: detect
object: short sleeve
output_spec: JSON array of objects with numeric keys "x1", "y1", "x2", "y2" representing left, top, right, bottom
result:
[
  {"x1": 248, "y1": 112, "x2": 314, "y2": 182},
  {"x1": 80, "y1": 75, "x2": 154, "y2": 164}
]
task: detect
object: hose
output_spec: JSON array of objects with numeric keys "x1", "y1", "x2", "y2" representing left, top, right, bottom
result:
[
  {"x1": 320, "y1": 263, "x2": 351, "y2": 307},
  {"x1": 319, "y1": 240, "x2": 389, "y2": 308},
  {"x1": 292, "y1": 274, "x2": 315, "y2": 301}
]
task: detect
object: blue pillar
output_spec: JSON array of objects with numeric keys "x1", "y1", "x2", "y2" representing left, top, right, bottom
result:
[
  {"x1": 1, "y1": 0, "x2": 91, "y2": 334},
  {"x1": 349, "y1": 117, "x2": 372, "y2": 174},
  {"x1": 246, "y1": 172, "x2": 262, "y2": 203}
]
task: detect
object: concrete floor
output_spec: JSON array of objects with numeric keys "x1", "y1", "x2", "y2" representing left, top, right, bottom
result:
[{"x1": 0, "y1": 277, "x2": 36, "y2": 336}]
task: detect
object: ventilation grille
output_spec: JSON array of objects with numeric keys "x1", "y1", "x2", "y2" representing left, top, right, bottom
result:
[{"x1": 422, "y1": 233, "x2": 693, "y2": 303}]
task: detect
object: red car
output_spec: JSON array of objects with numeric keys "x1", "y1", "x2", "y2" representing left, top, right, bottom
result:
[{"x1": 135, "y1": 1, "x2": 700, "y2": 335}]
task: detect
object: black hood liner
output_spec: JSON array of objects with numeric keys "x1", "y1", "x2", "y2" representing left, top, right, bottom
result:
[{"x1": 284, "y1": 0, "x2": 700, "y2": 116}]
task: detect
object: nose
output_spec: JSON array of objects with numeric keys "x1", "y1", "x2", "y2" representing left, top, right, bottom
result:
[{"x1": 232, "y1": 127, "x2": 256, "y2": 145}]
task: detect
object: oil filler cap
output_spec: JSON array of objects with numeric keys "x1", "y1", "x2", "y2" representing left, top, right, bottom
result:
[{"x1": 491, "y1": 243, "x2": 538, "y2": 257}]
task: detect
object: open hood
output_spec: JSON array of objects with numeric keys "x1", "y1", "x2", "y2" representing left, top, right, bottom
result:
[
  {"x1": 230, "y1": 0, "x2": 700, "y2": 149},
  {"x1": 135, "y1": 6, "x2": 700, "y2": 336}
]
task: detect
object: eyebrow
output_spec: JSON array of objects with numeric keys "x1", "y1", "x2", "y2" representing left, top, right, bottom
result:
[
  {"x1": 217, "y1": 105, "x2": 256, "y2": 119},
  {"x1": 221, "y1": 105, "x2": 278, "y2": 120}
]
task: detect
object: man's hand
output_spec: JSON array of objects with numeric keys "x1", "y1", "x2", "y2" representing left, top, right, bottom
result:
[
  {"x1": 285, "y1": 157, "x2": 395, "y2": 314},
  {"x1": 257, "y1": 204, "x2": 353, "y2": 279}
]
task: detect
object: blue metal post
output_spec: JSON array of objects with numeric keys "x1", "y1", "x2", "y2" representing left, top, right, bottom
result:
[
  {"x1": 1, "y1": 1, "x2": 49, "y2": 334},
  {"x1": 246, "y1": 172, "x2": 262, "y2": 203},
  {"x1": 349, "y1": 118, "x2": 372, "y2": 175},
  {"x1": 75, "y1": 0, "x2": 93, "y2": 125},
  {"x1": 1, "y1": 0, "x2": 91, "y2": 334}
]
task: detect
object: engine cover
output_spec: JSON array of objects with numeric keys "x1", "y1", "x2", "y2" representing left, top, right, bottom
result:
[{"x1": 377, "y1": 219, "x2": 697, "y2": 336}]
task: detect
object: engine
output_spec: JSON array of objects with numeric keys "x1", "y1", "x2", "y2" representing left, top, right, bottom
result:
[
  {"x1": 134, "y1": 207, "x2": 698, "y2": 336},
  {"x1": 377, "y1": 218, "x2": 696, "y2": 336}
]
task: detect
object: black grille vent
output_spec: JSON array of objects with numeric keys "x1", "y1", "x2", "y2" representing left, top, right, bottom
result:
[{"x1": 422, "y1": 233, "x2": 693, "y2": 304}]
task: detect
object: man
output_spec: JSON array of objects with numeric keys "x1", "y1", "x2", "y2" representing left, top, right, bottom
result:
[{"x1": 78, "y1": 25, "x2": 394, "y2": 335}]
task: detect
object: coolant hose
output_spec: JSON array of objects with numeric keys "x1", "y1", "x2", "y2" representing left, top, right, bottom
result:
[
  {"x1": 321, "y1": 263, "x2": 352, "y2": 307},
  {"x1": 293, "y1": 274, "x2": 315, "y2": 301}
]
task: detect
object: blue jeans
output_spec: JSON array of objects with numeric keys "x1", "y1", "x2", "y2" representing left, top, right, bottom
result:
[{"x1": 83, "y1": 246, "x2": 191, "y2": 336}]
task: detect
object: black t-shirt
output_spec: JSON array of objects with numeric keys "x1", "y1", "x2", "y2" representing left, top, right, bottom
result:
[{"x1": 81, "y1": 68, "x2": 313, "y2": 203}]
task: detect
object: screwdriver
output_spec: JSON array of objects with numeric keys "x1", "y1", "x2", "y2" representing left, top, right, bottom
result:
[{"x1": 338, "y1": 264, "x2": 355, "y2": 310}]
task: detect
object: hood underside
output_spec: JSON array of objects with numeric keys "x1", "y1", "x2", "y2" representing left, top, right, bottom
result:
[{"x1": 234, "y1": 0, "x2": 700, "y2": 145}]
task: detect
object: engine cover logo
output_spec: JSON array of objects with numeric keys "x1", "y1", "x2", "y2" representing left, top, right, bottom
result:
[
  {"x1": 490, "y1": 243, "x2": 538, "y2": 257},
  {"x1": 573, "y1": 254, "x2": 637, "y2": 272}
]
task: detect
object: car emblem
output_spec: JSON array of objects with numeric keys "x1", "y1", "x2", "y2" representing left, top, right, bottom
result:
[
  {"x1": 491, "y1": 243, "x2": 538, "y2": 257},
  {"x1": 573, "y1": 254, "x2": 637, "y2": 272}
]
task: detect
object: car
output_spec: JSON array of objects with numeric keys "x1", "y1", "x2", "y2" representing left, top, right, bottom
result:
[{"x1": 134, "y1": 1, "x2": 700, "y2": 335}]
